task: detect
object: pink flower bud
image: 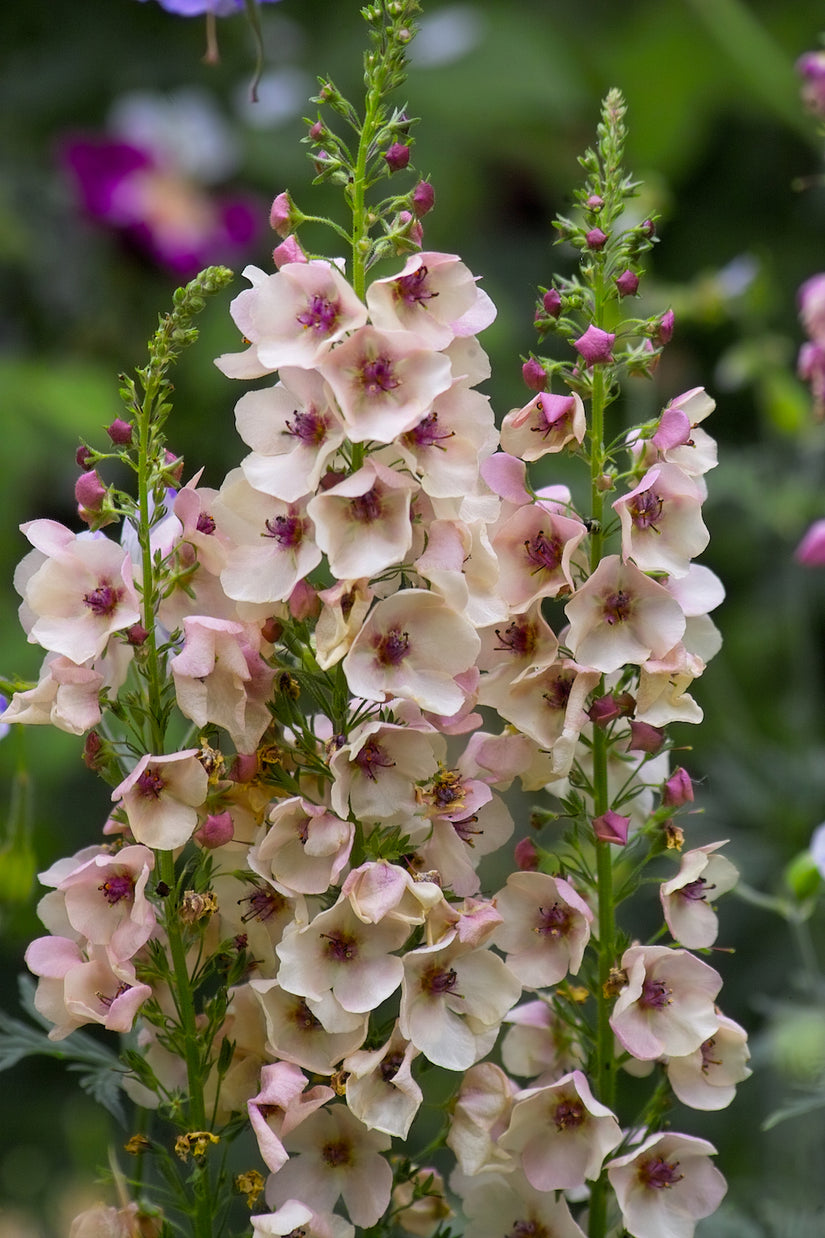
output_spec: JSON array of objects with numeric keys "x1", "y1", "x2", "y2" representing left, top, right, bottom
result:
[
  {"x1": 272, "y1": 236, "x2": 307, "y2": 268},
  {"x1": 615, "y1": 269, "x2": 639, "y2": 298},
  {"x1": 396, "y1": 209, "x2": 423, "y2": 247},
  {"x1": 656, "y1": 308, "x2": 675, "y2": 344},
  {"x1": 125, "y1": 623, "x2": 149, "y2": 646},
  {"x1": 588, "y1": 692, "x2": 635, "y2": 727},
  {"x1": 586, "y1": 194, "x2": 604, "y2": 209},
  {"x1": 384, "y1": 142, "x2": 411, "y2": 172},
  {"x1": 640, "y1": 219, "x2": 656, "y2": 238},
  {"x1": 586, "y1": 227, "x2": 608, "y2": 250},
  {"x1": 662, "y1": 766, "x2": 694, "y2": 807},
  {"x1": 269, "y1": 190, "x2": 295, "y2": 237},
  {"x1": 106, "y1": 418, "x2": 133, "y2": 446},
  {"x1": 412, "y1": 180, "x2": 435, "y2": 217},
  {"x1": 261, "y1": 616, "x2": 284, "y2": 643},
  {"x1": 522, "y1": 358, "x2": 548, "y2": 391},
  {"x1": 514, "y1": 837, "x2": 540, "y2": 871},
  {"x1": 83, "y1": 730, "x2": 104, "y2": 770},
  {"x1": 76, "y1": 444, "x2": 93, "y2": 469},
  {"x1": 543, "y1": 288, "x2": 562, "y2": 317},
  {"x1": 573, "y1": 325, "x2": 615, "y2": 366},
  {"x1": 627, "y1": 721, "x2": 666, "y2": 754},
  {"x1": 593, "y1": 810, "x2": 630, "y2": 845},
  {"x1": 309, "y1": 120, "x2": 326, "y2": 140},
  {"x1": 75, "y1": 470, "x2": 106, "y2": 511},
  {"x1": 230, "y1": 753, "x2": 258, "y2": 783},
  {"x1": 796, "y1": 519, "x2": 825, "y2": 566},
  {"x1": 194, "y1": 810, "x2": 234, "y2": 849}
]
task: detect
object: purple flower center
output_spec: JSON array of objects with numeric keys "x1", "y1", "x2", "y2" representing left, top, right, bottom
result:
[
  {"x1": 284, "y1": 408, "x2": 329, "y2": 445},
  {"x1": 553, "y1": 1097, "x2": 585, "y2": 1130},
  {"x1": 374, "y1": 625, "x2": 410, "y2": 667},
  {"x1": 420, "y1": 964, "x2": 459, "y2": 997},
  {"x1": 701, "y1": 1035, "x2": 722, "y2": 1072},
  {"x1": 495, "y1": 619, "x2": 537, "y2": 658},
  {"x1": 533, "y1": 397, "x2": 573, "y2": 439},
  {"x1": 524, "y1": 530, "x2": 564, "y2": 574},
  {"x1": 430, "y1": 768, "x2": 465, "y2": 811},
  {"x1": 602, "y1": 588, "x2": 633, "y2": 625},
  {"x1": 264, "y1": 513, "x2": 305, "y2": 548},
  {"x1": 349, "y1": 485, "x2": 384, "y2": 523},
  {"x1": 321, "y1": 1138, "x2": 353, "y2": 1169},
  {"x1": 83, "y1": 582, "x2": 122, "y2": 617},
  {"x1": 321, "y1": 931, "x2": 359, "y2": 963},
  {"x1": 680, "y1": 876, "x2": 709, "y2": 902},
  {"x1": 507, "y1": 1222, "x2": 547, "y2": 1238},
  {"x1": 354, "y1": 738, "x2": 396, "y2": 782},
  {"x1": 379, "y1": 1050, "x2": 405, "y2": 1083},
  {"x1": 359, "y1": 355, "x2": 400, "y2": 396},
  {"x1": 403, "y1": 410, "x2": 454, "y2": 450},
  {"x1": 394, "y1": 266, "x2": 438, "y2": 307},
  {"x1": 136, "y1": 768, "x2": 165, "y2": 799},
  {"x1": 629, "y1": 488, "x2": 664, "y2": 530},
  {"x1": 542, "y1": 671, "x2": 574, "y2": 712},
  {"x1": 639, "y1": 976, "x2": 672, "y2": 1010},
  {"x1": 290, "y1": 997, "x2": 322, "y2": 1033},
  {"x1": 196, "y1": 512, "x2": 216, "y2": 534},
  {"x1": 452, "y1": 815, "x2": 481, "y2": 845},
  {"x1": 536, "y1": 901, "x2": 572, "y2": 939},
  {"x1": 296, "y1": 294, "x2": 340, "y2": 335},
  {"x1": 98, "y1": 872, "x2": 135, "y2": 905},
  {"x1": 239, "y1": 887, "x2": 286, "y2": 923},
  {"x1": 96, "y1": 981, "x2": 130, "y2": 1009},
  {"x1": 637, "y1": 1155, "x2": 684, "y2": 1190}
]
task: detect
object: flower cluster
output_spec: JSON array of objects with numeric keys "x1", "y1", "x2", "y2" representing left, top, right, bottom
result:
[{"x1": 2, "y1": 9, "x2": 745, "y2": 1238}]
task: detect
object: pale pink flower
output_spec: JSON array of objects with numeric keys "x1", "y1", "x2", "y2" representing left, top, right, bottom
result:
[
  {"x1": 493, "y1": 502, "x2": 587, "y2": 609},
  {"x1": 253, "y1": 1202, "x2": 353, "y2": 1238},
  {"x1": 314, "y1": 578, "x2": 374, "y2": 669},
  {"x1": 445, "y1": 1061, "x2": 517, "y2": 1175},
  {"x1": 25, "y1": 936, "x2": 152, "y2": 1040},
  {"x1": 492, "y1": 872, "x2": 593, "y2": 988},
  {"x1": 112, "y1": 750, "x2": 208, "y2": 849},
  {"x1": 172, "y1": 477, "x2": 230, "y2": 576},
  {"x1": 610, "y1": 944, "x2": 722, "y2": 1061},
  {"x1": 341, "y1": 860, "x2": 444, "y2": 928},
  {"x1": 633, "y1": 388, "x2": 718, "y2": 478},
  {"x1": 500, "y1": 1069, "x2": 621, "y2": 1190},
  {"x1": 275, "y1": 895, "x2": 409, "y2": 1014},
  {"x1": 573, "y1": 324, "x2": 614, "y2": 365},
  {"x1": 366, "y1": 251, "x2": 496, "y2": 348},
  {"x1": 660, "y1": 842, "x2": 738, "y2": 948},
  {"x1": 564, "y1": 555, "x2": 686, "y2": 674},
  {"x1": 213, "y1": 469, "x2": 321, "y2": 605},
  {"x1": 607, "y1": 1131, "x2": 726, "y2": 1238},
  {"x1": 665, "y1": 1012, "x2": 751, "y2": 1110},
  {"x1": 479, "y1": 659, "x2": 600, "y2": 755},
  {"x1": 613, "y1": 463, "x2": 709, "y2": 578},
  {"x1": 69, "y1": 1203, "x2": 150, "y2": 1238},
  {"x1": 307, "y1": 458, "x2": 418, "y2": 579},
  {"x1": 412, "y1": 509, "x2": 507, "y2": 630},
  {"x1": 169, "y1": 616, "x2": 274, "y2": 751},
  {"x1": 0, "y1": 653, "x2": 104, "y2": 734},
  {"x1": 329, "y1": 718, "x2": 443, "y2": 827},
  {"x1": 395, "y1": 385, "x2": 498, "y2": 500},
  {"x1": 392, "y1": 1168, "x2": 451, "y2": 1237},
  {"x1": 215, "y1": 261, "x2": 367, "y2": 377},
  {"x1": 40, "y1": 843, "x2": 156, "y2": 961},
  {"x1": 235, "y1": 368, "x2": 347, "y2": 503},
  {"x1": 501, "y1": 999, "x2": 584, "y2": 1083},
  {"x1": 635, "y1": 643, "x2": 704, "y2": 727},
  {"x1": 265, "y1": 1104, "x2": 392, "y2": 1228},
  {"x1": 412, "y1": 775, "x2": 514, "y2": 897},
  {"x1": 249, "y1": 798, "x2": 354, "y2": 896},
  {"x1": 477, "y1": 601, "x2": 559, "y2": 684},
  {"x1": 15, "y1": 520, "x2": 141, "y2": 664},
  {"x1": 317, "y1": 325, "x2": 453, "y2": 444},
  {"x1": 500, "y1": 391, "x2": 586, "y2": 460},
  {"x1": 251, "y1": 979, "x2": 368, "y2": 1074},
  {"x1": 459, "y1": 1170, "x2": 587, "y2": 1238},
  {"x1": 343, "y1": 589, "x2": 481, "y2": 717},
  {"x1": 399, "y1": 930, "x2": 522, "y2": 1070},
  {"x1": 344, "y1": 1023, "x2": 423, "y2": 1137},
  {"x1": 248, "y1": 1061, "x2": 334, "y2": 1173}
]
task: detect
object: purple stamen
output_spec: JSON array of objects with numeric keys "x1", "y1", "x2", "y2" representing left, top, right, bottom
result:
[
  {"x1": 354, "y1": 738, "x2": 396, "y2": 782},
  {"x1": 263, "y1": 513, "x2": 304, "y2": 548},
  {"x1": 83, "y1": 582, "x2": 122, "y2": 617},
  {"x1": 359, "y1": 355, "x2": 400, "y2": 396},
  {"x1": 98, "y1": 873, "x2": 135, "y2": 905},
  {"x1": 638, "y1": 1156, "x2": 684, "y2": 1190},
  {"x1": 536, "y1": 902, "x2": 572, "y2": 939},
  {"x1": 524, "y1": 530, "x2": 564, "y2": 574},
  {"x1": 403, "y1": 411, "x2": 454, "y2": 450},
  {"x1": 296, "y1": 294, "x2": 340, "y2": 335},
  {"x1": 374, "y1": 626, "x2": 410, "y2": 667},
  {"x1": 494, "y1": 620, "x2": 537, "y2": 658},
  {"x1": 284, "y1": 408, "x2": 329, "y2": 446},
  {"x1": 394, "y1": 266, "x2": 438, "y2": 306},
  {"x1": 603, "y1": 589, "x2": 633, "y2": 625},
  {"x1": 629, "y1": 489, "x2": 664, "y2": 530}
]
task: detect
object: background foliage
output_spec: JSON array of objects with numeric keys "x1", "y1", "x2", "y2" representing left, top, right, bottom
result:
[{"x1": 3, "y1": 1, "x2": 825, "y2": 1233}]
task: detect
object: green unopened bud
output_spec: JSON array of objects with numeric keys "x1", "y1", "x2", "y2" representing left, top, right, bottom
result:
[{"x1": 783, "y1": 850, "x2": 822, "y2": 901}]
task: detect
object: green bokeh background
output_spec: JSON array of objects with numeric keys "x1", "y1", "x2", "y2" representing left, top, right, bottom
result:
[{"x1": 3, "y1": 0, "x2": 825, "y2": 1234}]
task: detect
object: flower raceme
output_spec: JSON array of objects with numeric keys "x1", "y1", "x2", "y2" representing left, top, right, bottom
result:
[{"x1": 3, "y1": 83, "x2": 743, "y2": 1238}]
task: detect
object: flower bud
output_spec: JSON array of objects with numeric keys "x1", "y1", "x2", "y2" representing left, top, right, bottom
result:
[
  {"x1": 522, "y1": 358, "x2": 548, "y2": 391},
  {"x1": 585, "y1": 227, "x2": 608, "y2": 250},
  {"x1": 75, "y1": 470, "x2": 106, "y2": 512},
  {"x1": 662, "y1": 766, "x2": 693, "y2": 807},
  {"x1": 269, "y1": 190, "x2": 297, "y2": 237},
  {"x1": 75, "y1": 443, "x2": 94, "y2": 469},
  {"x1": 627, "y1": 720, "x2": 665, "y2": 754},
  {"x1": 273, "y1": 236, "x2": 307, "y2": 268},
  {"x1": 656, "y1": 308, "x2": 675, "y2": 344},
  {"x1": 795, "y1": 519, "x2": 825, "y2": 566},
  {"x1": 592, "y1": 810, "x2": 630, "y2": 845},
  {"x1": 107, "y1": 418, "x2": 133, "y2": 445},
  {"x1": 412, "y1": 180, "x2": 435, "y2": 216},
  {"x1": 615, "y1": 269, "x2": 639, "y2": 298},
  {"x1": 514, "y1": 837, "x2": 539, "y2": 871},
  {"x1": 586, "y1": 194, "x2": 604, "y2": 209},
  {"x1": 573, "y1": 325, "x2": 615, "y2": 366},
  {"x1": 385, "y1": 142, "x2": 411, "y2": 172},
  {"x1": 194, "y1": 811, "x2": 234, "y2": 849}
]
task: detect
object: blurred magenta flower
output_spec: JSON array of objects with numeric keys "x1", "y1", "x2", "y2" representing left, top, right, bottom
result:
[
  {"x1": 137, "y1": 0, "x2": 281, "y2": 14},
  {"x1": 62, "y1": 89, "x2": 263, "y2": 278}
]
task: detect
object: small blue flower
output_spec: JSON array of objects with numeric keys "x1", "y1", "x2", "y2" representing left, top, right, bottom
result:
[{"x1": 138, "y1": 0, "x2": 280, "y2": 15}]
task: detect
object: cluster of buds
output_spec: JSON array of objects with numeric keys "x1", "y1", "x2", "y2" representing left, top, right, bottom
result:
[{"x1": 2, "y1": 14, "x2": 745, "y2": 1238}]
